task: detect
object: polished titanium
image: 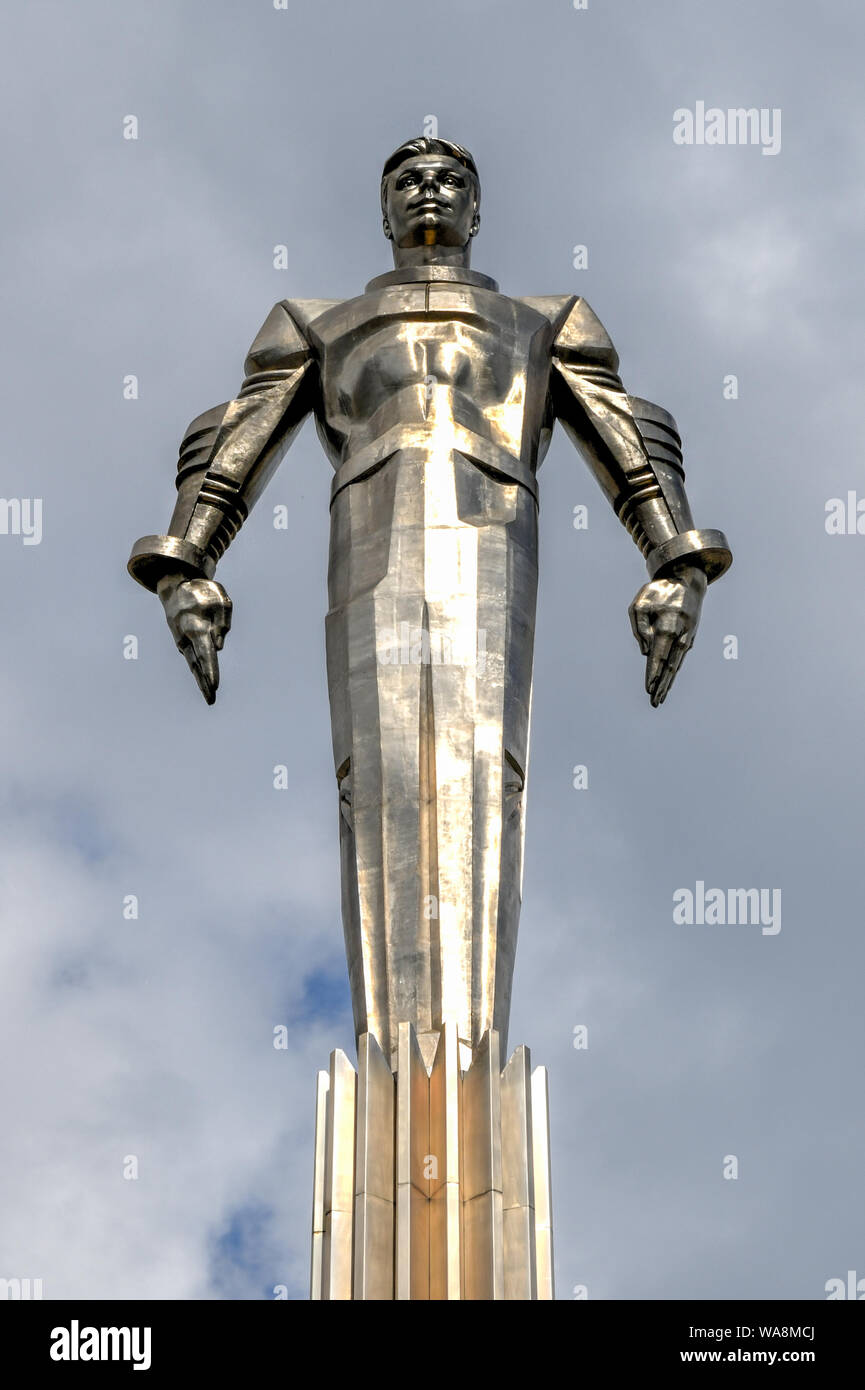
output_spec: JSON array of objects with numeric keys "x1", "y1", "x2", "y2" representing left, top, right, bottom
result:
[
  {"x1": 128, "y1": 139, "x2": 730, "y2": 1066},
  {"x1": 311, "y1": 1024, "x2": 552, "y2": 1300},
  {"x1": 128, "y1": 137, "x2": 731, "y2": 1296}
]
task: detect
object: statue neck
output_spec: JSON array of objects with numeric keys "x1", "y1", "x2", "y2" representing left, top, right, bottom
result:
[{"x1": 392, "y1": 243, "x2": 471, "y2": 270}]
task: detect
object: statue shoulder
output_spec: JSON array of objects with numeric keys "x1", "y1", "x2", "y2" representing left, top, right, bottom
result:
[
  {"x1": 515, "y1": 294, "x2": 576, "y2": 332},
  {"x1": 515, "y1": 295, "x2": 619, "y2": 371},
  {"x1": 243, "y1": 299, "x2": 343, "y2": 374},
  {"x1": 550, "y1": 296, "x2": 620, "y2": 372},
  {"x1": 281, "y1": 298, "x2": 345, "y2": 334}
]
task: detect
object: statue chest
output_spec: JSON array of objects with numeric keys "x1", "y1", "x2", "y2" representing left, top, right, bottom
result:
[{"x1": 313, "y1": 287, "x2": 553, "y2": 431}]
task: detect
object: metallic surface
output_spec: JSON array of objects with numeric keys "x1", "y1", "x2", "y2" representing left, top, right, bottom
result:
[
  {"x1": 395, "y1": 1022, "x2": 429, "y2": 1300},
  {"x1": 462, "y1": 1030, "x2": 504, "y2": 1299},
  {"x1": 311, "y1": 1024, "x2": 553, "y2": 1300},
  {"x1": 428, "y1": 1021, "x2": 463, "y2": 1299},
  {"x1": 309, "y1": 1068, "x2": 329, "y2": 1300},
  {"x1": 353, "y1": 1033, "x2": 394, "y2": 1299},
  {"x1": 531, "y1": 1065, "x2": 555, "y2": 1300},
  {"x1": 128, "y1": 165, "x2": 731, "y2": 1059},
  {"x1": 320, "y1": 1048, "x2": 356, "y2": 1300},
  {"x1": 501, "y1": 1044, "x2": 538, "y2": 1300},
  {"x1": 128, "y1": 137, "x2": 732, "y2": 1297}
]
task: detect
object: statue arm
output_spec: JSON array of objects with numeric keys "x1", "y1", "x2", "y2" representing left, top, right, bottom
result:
[
  {"x1": 550, "y1": 298, "x2": 731, "y2": 705},
  {"x1": 550, "y1": 297, "x2": 730, "y2": 584},
  {"x1": 128, "y1": 300, "x2": 316, "y2": 592},
  {"x1": 127, "y1": 301, "x2": 316, "y2": 703}
]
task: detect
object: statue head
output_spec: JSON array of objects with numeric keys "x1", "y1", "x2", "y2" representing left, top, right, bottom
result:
[{"x1": 380, "y1": 137, "x2": 480, "y2": 251}]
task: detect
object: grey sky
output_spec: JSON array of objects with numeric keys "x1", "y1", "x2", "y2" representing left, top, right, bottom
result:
[{"x1": 1, "y1": 0, "x2": 863, "y2": 1299}]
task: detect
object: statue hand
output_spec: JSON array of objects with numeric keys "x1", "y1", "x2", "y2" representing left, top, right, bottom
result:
[
  {"x1": 156, "y1": 574, "x2": 233, "y2": 705},
  {"x1": 629, "y1": 565, "x2": 707, "y2": 707}
]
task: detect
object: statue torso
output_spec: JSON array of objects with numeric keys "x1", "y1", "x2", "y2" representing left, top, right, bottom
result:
[{"x1": 285, "y1": 270, "x2": 574, "y2": 486}]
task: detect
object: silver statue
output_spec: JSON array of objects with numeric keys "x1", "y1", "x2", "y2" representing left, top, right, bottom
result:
[{"x1": 129, "y1": 137, "x2": 731, "y2": 1075}]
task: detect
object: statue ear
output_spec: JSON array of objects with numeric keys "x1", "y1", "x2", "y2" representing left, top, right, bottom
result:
[
  {"x1": 469, "y1": 187, "x2": 480, "y2": 237},
  {"x1": 382, "y1": 217, "x2": 393, "y2": 240}
]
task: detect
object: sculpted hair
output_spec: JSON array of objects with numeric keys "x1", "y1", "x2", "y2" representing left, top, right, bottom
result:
[{"x1": 380, "y1": 137, "x2": 480, "y2": 211}]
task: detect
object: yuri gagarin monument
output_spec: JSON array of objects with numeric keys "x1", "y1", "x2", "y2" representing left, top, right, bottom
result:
[{"x1": 129, "y1": 136, "x2": 731, "y2": 1300}]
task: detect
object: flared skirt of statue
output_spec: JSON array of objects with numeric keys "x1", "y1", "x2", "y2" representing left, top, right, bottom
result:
[{"x1": 325, "y1": 445, "x2": 538, "y2": 1066}]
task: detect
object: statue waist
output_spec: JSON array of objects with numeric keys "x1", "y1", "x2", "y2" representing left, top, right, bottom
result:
[{"x1": 329, "y1": 423, "x2": 539, "y2": 507}]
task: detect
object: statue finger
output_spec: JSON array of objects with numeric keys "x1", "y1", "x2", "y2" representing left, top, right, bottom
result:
[
  {"x1": 178, "y1": 639, "x2": 206, "y2": 697},
  {"x1": 186, "y1": 632, "x2": 219, "y2": 705},
  {"x1": 652, "y1": 635, "x2": 690, "y2": 706},
  {"x1": 645, "y1": 628, "x2": 676, "y2": 698}
]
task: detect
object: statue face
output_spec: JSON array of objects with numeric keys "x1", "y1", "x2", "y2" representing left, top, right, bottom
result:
[{"x1": 383, "y1": 155, "x2": 478, "y2": 248}]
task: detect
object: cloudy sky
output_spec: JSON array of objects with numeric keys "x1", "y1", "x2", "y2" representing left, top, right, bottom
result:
[{"x1": 1, "y1": 0, "x2": 863, "y2": 1300}]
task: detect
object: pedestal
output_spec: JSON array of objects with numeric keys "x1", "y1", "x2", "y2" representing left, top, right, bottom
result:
[{"x1": 309, "y1": 1022, "x2": 554, "y2": 1300}]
